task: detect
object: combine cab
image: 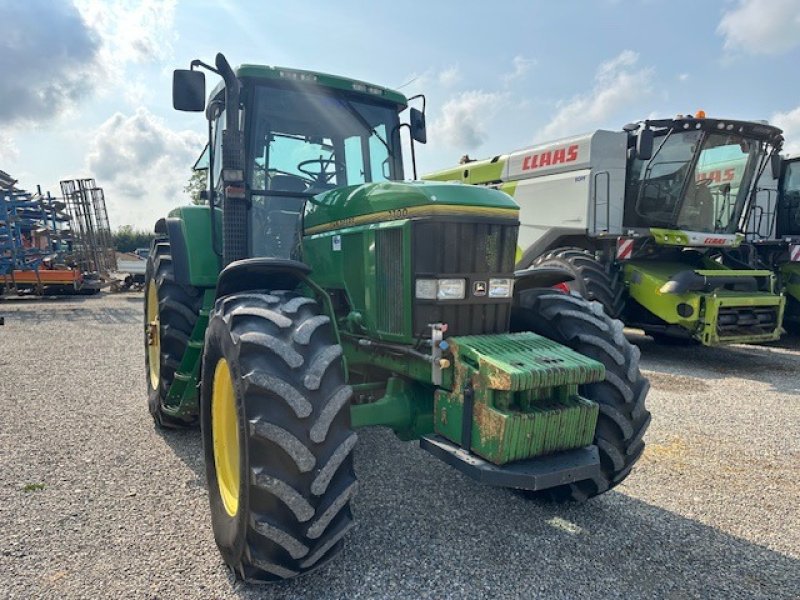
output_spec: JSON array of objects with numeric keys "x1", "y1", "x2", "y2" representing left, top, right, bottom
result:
[
  {"x1": 425, "y1": 115, "x2": 786, "y2": 346},
  {"x1": 746, "y1": 154, "x2": 800, "y2": 332},
  {"x1": 144, "y1": 53, "x2": 651, "y2": 582}
]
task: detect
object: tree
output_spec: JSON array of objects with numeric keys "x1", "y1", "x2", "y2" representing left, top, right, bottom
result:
[
  {"x1": 113, "y1": 225, "x2": 156, "y2": 253},
  {"x1": 185, "y1": 169, "x2": 207, "y2": 205}
]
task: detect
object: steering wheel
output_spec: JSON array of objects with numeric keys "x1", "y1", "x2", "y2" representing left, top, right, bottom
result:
[
  {"x1": 297, "y1": 158, "x2": 338, "y2": 185},
  {"x1": 267, "y1": 168, "x2": 315, "y2": 186}
]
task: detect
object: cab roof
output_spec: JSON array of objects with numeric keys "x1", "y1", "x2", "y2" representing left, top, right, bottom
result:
[{"x1": 208, "y1": 64, "x2": 408, "y2": 108}]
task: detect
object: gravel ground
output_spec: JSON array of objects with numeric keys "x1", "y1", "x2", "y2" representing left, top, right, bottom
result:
[{"x1": 1, "y1": 293, "x2": 798, "y2": 599}]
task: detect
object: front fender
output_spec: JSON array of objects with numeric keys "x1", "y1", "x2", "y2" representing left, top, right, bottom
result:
[
  {"x1": 216, "y1": 257, "x2": 312, "y2": 299},
  {"x1": 513, "y1": 266, "x2": 574, "y2": 295}
]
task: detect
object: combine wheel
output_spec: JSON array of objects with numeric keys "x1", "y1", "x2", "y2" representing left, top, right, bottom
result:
[
  {"x1": 533, "y1": 247, "x2": 624, "y2": 318},
  {"x1": 200, "y1": 290, "x2": 358, "y2": 582},
  {"x1": 511, "y1": 289, "x2": 651, "y2": 501},
  {"x1": 144, "y1": 241, "x2": 202, "y2": 428}
]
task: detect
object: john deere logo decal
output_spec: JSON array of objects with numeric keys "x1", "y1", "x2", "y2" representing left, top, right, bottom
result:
[{"x1": 473, "y1": 281, "x2": 487, "y2": 296}]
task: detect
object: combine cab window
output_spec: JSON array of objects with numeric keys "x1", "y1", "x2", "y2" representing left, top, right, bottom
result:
[
  {"x1": 778, "y1": 160, "x2": 800, "y2": 236},
  {"x1": 627, "y1": 130, "x2": 760, "y2": 233}
]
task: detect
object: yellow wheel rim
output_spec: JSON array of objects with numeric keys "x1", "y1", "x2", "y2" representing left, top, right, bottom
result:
[
  {"x1": 146, "y1": 281, "x2": 160, "y2": 390},
  {"x1": 212, "y1": 358, "x2": 240, "y2": 517}
]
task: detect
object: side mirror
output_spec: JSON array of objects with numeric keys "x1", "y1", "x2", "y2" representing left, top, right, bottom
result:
[
  {"x1": 771, "y1": 153, "x2": 782, "y2": 180},
  {"x1": 410, "y1": 107, "x2": 427, "y2": 144},
  {"x1": 173, "y1": 69, "x2": 206, "y2": 112},
  {"x1": 636, "y1": 128, "x2": 654, "y2": 160}
]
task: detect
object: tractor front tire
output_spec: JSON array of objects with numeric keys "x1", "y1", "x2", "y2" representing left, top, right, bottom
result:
[
  {"x1": 200, "y1": 290, "x2": 358, "y2": 582},
  {"x1": 533, "y1": 247, "x2": 624, "y2": 318},
  {"x1": 144, "y1": 240, "x2": 202, "y2": 428},
  {"x1": 511, "y1": 289, "x2": 651, "y2": 501}
]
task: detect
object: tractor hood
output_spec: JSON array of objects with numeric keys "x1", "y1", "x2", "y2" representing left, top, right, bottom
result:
[{"x1": 303, "y1": 180, "x2": 518, "y2": 235}]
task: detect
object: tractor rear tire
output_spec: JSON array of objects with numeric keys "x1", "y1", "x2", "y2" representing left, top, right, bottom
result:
[
  {"x1": 144, "y1": 240, "x2": 202, "y2": 428},
  {"x1": 511, "y1": 289, "x2": 651, "y2": 502},
  {"x1": 200, "y1": 290, "x2": 358, "y2": 582},
  {"x1": 533, "y1": 247, "x2": 624, "y2": 318}
]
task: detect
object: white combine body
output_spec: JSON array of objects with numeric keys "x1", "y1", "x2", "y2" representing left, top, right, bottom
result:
[{"x1": 498, "y1": 131, "x2": 628, "y2": 253}]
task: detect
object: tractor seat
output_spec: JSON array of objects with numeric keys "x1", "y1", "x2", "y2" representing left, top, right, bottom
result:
[{"x1": 268, "y1": 175, "x2": 308, "y2": 194}]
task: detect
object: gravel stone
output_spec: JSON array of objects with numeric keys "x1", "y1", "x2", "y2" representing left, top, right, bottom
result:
[{"x1": 0, "y1": 294, "x2": 798, "y2": 599}]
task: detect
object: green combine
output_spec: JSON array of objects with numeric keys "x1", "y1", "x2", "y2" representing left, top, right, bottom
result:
[
  {"x1": 746, "y1": 154, "x2": 800, "y2": 332},
  {"x1": 145, "y1": 53, "x2": 650, "y2": 582},
  {"x1": 425, "y1": 115, "x2": 786, "y2": 346}
]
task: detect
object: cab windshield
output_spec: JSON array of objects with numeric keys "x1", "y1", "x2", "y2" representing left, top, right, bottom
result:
[
  {"x1": 246, "y1": 84, "x2": 403, "y2": 258},
  {"x1": 249, "y1": 85, "x2": 403, "y2": 193},
  {"x1": 627, "y1": 130, "x2": 761, "y2": 233}
]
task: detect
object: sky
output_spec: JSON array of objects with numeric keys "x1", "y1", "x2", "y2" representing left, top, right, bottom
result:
[{"x1": 2, "y1": 0, "x2": 800, "y2": 230}]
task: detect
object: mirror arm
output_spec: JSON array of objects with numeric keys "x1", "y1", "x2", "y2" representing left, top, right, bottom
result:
[
  {"x1": 407, "y1": 94, "x2": 426, "y2": 115},
  {"x1": 190, "y1": 59, "x2": 219, "y2": 75},
  {"x1": 398, "y1": 123, "x2": 417, "y2": 180}
]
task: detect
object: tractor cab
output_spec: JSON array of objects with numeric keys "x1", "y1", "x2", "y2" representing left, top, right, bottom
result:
[
  {"x1": 623, "y1": 116, "x2": 783, "y2": 237},
  {"x1": 174, "y1": 57, "x2": 426, "y2": 265}
]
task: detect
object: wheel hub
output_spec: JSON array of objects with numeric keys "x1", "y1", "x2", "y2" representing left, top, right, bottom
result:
[
  {"x1": 211, "y1": 358, "x2": 240, "y2": 517},
  {"x1": 146, "y1": 282, "x2": 161, "y2": 390}
]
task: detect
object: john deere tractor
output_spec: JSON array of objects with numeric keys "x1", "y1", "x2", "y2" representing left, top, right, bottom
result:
[
  {"x1": 145, "y1": 53, "x2": 650, "y2": 582},
  {"x1": 425, "y1": 115, "x2": 786, "y2": 346},
  {"x1": 745, "y1": 153, "x2": 800, "y2": 332}
]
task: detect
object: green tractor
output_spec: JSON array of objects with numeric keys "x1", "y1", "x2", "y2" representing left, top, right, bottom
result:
[
  {"x1": 425, "y1": 114, "x2": 786, "y2": 346},
  {"x1": 145, "y1": 53, "x2": 650, "y2": 582},
  {"x1": 746, "y1": 154, "x2": 800, "y2": 333}
]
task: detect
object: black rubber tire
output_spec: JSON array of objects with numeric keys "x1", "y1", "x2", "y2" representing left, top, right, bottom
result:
[
  {"x1": 201, "y1": 290, "x2": 358, "y2": 582},
  {"x1": 144, "y1": 240, "x2": 202, "y2": 428},
  {"x1": 533, "y1": 247, "x2": 624, "y2": 318},
  {"x1": 511, "y1": 289, "x2": 651, "y2": 501},
  {"x1": 783, "y1": 295, "x2": 800, "y2": 335}
]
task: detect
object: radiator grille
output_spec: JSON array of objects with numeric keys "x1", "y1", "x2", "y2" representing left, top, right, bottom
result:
[
  {"x1": 413, "y1": 220, "x2": 518, "y2": 337},
  {"x1": 375, "y1": 228, "x2": 405, "y2": 334}
]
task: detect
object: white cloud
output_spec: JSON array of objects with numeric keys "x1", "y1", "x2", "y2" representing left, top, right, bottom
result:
[
  {"x1": 86, "y1": 108, "x2": 204, "y2": 229},
  {"x1": 74, "y1": 0, "x2": 177, "y2": 67},
  {"x1": 678, "y1": 73, "x2": 690, "y2": 82},
  {"x1": 538, "y1": 50, "x2": 653, "y2": 140},
  {"x1": 0, "y1": 0, "x2": 177, "y2": 128},
  {"x1": 438, "y1": 66, "x2": 461, "y2": 87},
  {"x1": 718, "y1": 0, "x2": 800, "y2": 55},
  {"x1": 772, "y1": 106, "x2": 800, "y2": 153},
  {"x1": 0, "y1": 0, "x2": 100, "y2": 126},
  {"x1": 502, "y1": 55, "x2": 536, "y2": 85},
  {"x1": 430, "y1": 91, "x2": 506, "y2": 150},
  {"x1": 0, "y1": 133, "x2": 19, "y2": 163}
]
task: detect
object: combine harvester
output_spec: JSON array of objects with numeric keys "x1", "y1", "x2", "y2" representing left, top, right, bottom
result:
[
  {"x1": 746, "y1": 154, "x2": 800, "y2": 332},
  {"x1": 425, "y1": 113, "x2": 786, "y2": 346},
  {"x1": 144, "y1": 52, "x2": 650, "y2": 582}
]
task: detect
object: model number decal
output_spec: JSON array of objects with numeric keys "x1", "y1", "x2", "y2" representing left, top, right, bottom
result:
[{"x1": 385, "y1": 208, "x2": 409, "y2": 219}]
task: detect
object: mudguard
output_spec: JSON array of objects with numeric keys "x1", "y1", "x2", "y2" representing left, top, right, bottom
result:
[
  {"x1": 216, "y1": 257, "x2": 311, "y2": 298},
  {"x1": 513, "y1": 266, "x2": 574, "y2": 294}
]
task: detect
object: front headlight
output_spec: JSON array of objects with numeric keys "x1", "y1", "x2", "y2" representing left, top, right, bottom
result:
[
  {"x1": 488, "y1": 278, "x2": 513, "y2": 298},
  {"x1": 436, "y1": 279, "x2": 466, "y2": 300},
  {"x1": 415, "y1": 279, "x2": 438, "y2": 299}
]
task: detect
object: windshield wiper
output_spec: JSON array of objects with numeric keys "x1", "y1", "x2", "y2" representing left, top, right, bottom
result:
[{"x1": 341, "y1": 100, "x2": 393, "y2": 156}]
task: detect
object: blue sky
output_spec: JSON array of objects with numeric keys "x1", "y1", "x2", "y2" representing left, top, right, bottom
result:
[{"x1": 2, "y1": 0, "x2": 800, "y2": 229}]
